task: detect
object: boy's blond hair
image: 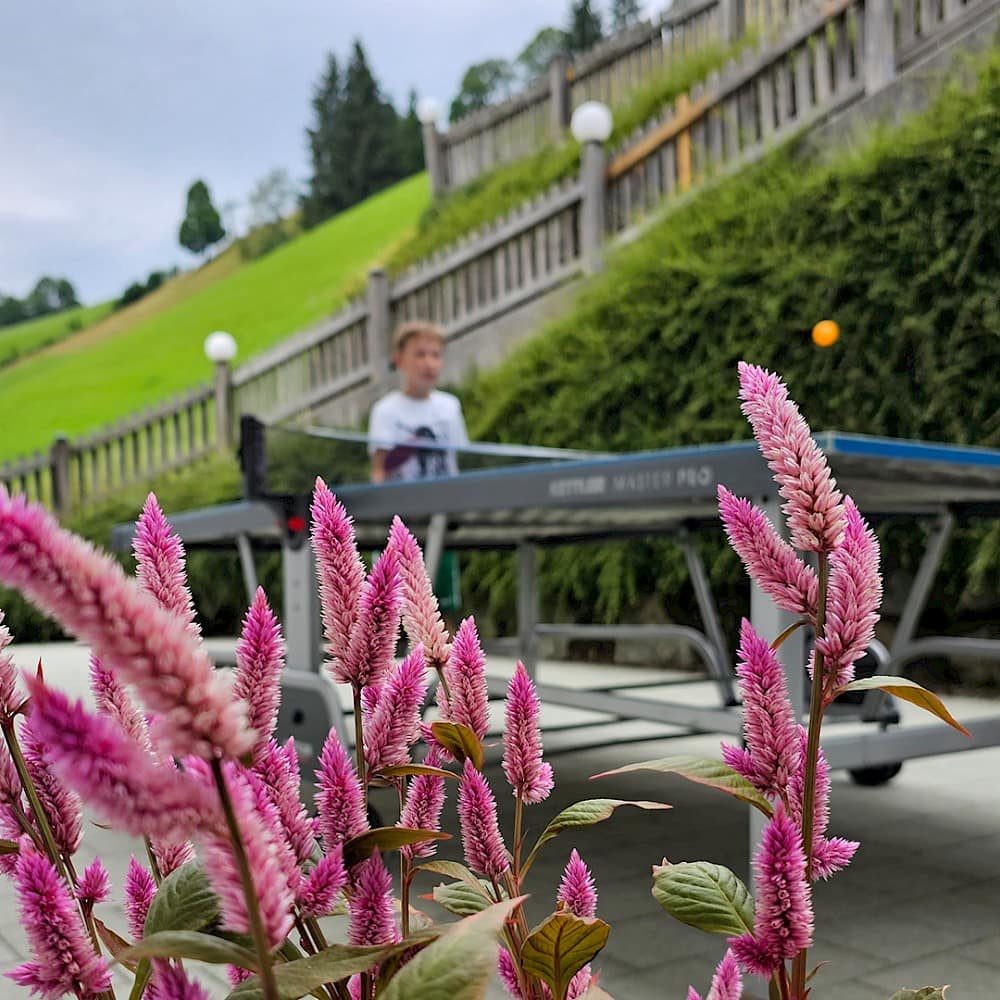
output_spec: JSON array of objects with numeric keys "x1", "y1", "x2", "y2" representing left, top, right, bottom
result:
[{"x1": 392, "y1": 320, "x2": 446, "y2": 354}]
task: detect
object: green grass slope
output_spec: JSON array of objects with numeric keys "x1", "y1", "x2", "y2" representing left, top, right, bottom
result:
[
  {"x1": 0, "y1": 302, "x2": 115, "y2": 369},
  {"x1": 0, "y1": 174, "x2": 429, "y2": 461}
]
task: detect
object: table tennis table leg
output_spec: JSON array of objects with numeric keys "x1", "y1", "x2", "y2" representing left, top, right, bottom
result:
[{"x1": 518, "y1": 542, "x2": 539, "y2": 677}]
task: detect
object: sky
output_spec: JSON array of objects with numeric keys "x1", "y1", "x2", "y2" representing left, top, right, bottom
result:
[{"x1": 0, "y1": 1, "x2": 653, "y2": 306}]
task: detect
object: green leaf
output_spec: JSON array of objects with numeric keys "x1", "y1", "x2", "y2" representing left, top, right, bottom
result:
[
  {"x1": 376, "y1": 763, "x2": 459, "y2": 780},
  {"x1": 521, "y1": 912, "x2": 611, "y2": 1000},
  {"x1": 594, "y1": 756, "x2": 773, "y2": 816},
  {"x1": 886, "y1": 989, "x2": 949, "y2": 1000},
  {"x1": 379, "y1": 898, "x2": 523, "y2": 1000},
  {"x1": 119, "y1": 930, "x2": 259, "y2": 968},
  {"x1": 93, "y1": 919, "x2": 137, "y2": 972},
  {"x1": 129, "y1": 961, "x2": 151, "y2": 1000},
  {"x1": 143, "y1": 861, "x2": 220, "y2": 936},
  {"x1": 343, "y1": 826, "x2": 451, "y2": 867},
  {"x1": 227, "y1": 931, "x2": 440, "y2": 1000},
  {"x1": 415, "y1": 859, "x2": 487, "y2": 893},
  {"x1": 431, "y1": 879, "x2": 501, "y2": 916},
  {"x1": 835, "y1": 676, "x2": 970, "y2": 736},
  {"x1": 651, "y1": 861, "x2": 754, "y2": 936},
  {"x1": 524, "y1": 800, "x2": 670, "y2": 874},
  {"x1": 429, "y1": 721, "x2": 484, "y2": 770},
  {"x1": 0, "y1": 837, "x2": 18, "y2": 854}
]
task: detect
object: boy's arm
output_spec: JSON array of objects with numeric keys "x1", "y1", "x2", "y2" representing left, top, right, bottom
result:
[
  {"x1": 368, "y1": 399, "x2": 390, "y2": 482},
  {"x1": 371, "y1": 450, "x2": 388, "y2": 483}
]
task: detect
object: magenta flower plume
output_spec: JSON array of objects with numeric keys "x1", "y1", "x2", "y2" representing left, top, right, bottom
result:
[
  {"x1": 348, "y1": 850, "x2": 399, "y2": 946},
  {"x1": 90, "y1": 655, "x2": 151, "y2": 751},
  {"x1": 364, "y1": 647, "x2": 428, "y2": 777},
  {"x1": 124, "y1": 856, "x2": 157, "y2": 940},
  {"x1": 201, "y1": 764, "x2": 295, "y2": 949},
  {"x1": 688, "y1": 949, "x2": 743, "y2": 1000},
  {"x1": 316, "y1": 729, "x2": 368, "y2": 851},
  {"x1": 502, "y1": 661, "x2": 554, "y2": 804},
  {"x1": 720, "y1": 620, "x2": 801, "y2": 803},
  {"x1": 0, "y1": 610, "x2": 21, "y2": 722},
  {"x1": 717, "y1": 486, "x2": 818, "y2": 620},
  {"x1": 497, "y1": 948, "x2": 523, "y2": 999},
  {"x1": 154, "y1": 963, "x2": 212, "y2": 1000},
  {"x1": 737, "y1": 363, "x2": 844, "y2": 553},
  {"x1": 458, "y1": 760, "x2": 510, "y2": 878},
  {"x1": 387, "y1": 516, "x2": 451, "y2": 666},
  {"x1": 254, "y1": 738, "x2": 317, "y2": 866},
  {"x1": 558, "y1": 849, "x2": 598, "y2": 918},
  {"x1": 340, "y1": 547, "x2": 402, "y2": 689},
  {"x1": 729, "y1": 805, "x2": 812, "y2": 979},
  {"x1": 21, "y1": 717, "x2": 83, "y2": 857},
  {"x1": 310, "y1": 479, "x2": 365, "y2": 678},
  {"x1": 233, "y1": 588, "x2": 286, "y2": 754},
  {"x1": 152, "y1": 839, "x2": 196, "y2": 878},
  {"x1": 441, "y1": 617, "x2": 491, "y2": 742},
  {"x1": 76, "y1": 858, "x2": 110, "y2": 907},
  {"x1": 25, "y1": 676, "x2": 221, "y2": 841},
  {"x1": 398, "y1": 746, "x2": 448, "y2": 861},
  {"x1": 133, "y1": 492, "x2": 200, "y2": 636},
  {"x1": 6, "y1": 842, "x2": 111, "y2": 999},
  {"x1": 298, "y1": 845, "x2": 348, "y2": 918},
  {"x1": 0, "y1": 491, "x2": 252, "y2": 759},
  {"x1": 815, "y1": 496, "x2": 882, "y2": 693}
]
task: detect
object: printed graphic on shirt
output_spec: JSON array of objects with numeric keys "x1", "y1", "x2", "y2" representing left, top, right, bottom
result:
[{"x1": 383, "y1": 422, "x2": 450, "y2": 481}]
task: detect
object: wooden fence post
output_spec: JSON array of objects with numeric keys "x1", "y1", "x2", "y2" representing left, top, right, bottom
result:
[
  {"x1": 367, "y1": 268, "x2": 393, "y2": 391},
  {"x1": 213, "y1": 361, "x2": 234, "y2": 450},
  {"x1": 549, "y1": 52, "x2": 571, "y2": 142},
  {"x1": 50, "y1": 435, "x2": 71, "y2": 515},
  {"x1": 864, "y1": 0, "x2": 896, "y2": 94},
  {"x1": 676, "y1": 94, "x2": 693, "y2": 191},
  {"x1": 421, "y1": 121, "x2": 448, "y2": 194}
]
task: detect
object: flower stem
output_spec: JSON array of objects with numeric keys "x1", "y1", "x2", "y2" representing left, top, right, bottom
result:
[
  {"x1": 352, "y1": 686, "x2": 367, "y2": 814},
  {"x1": 512, "y1": 795, "x2": 523, "y2": 881},
  {"x1": 210, "y1": 759, "x2": 279, "y2": 1000},
  {"x1": 143, "y1": 836, "x2": 163, "y2": 886}
]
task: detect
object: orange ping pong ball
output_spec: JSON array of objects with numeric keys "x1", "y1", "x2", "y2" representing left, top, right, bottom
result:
[{"x1": 812, "y1": 319, "x2": 839, "y2": 347}]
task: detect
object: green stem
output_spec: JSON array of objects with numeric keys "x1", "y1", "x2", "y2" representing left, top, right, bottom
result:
[
  {"x1": 352, "y1": 686, "x2": 367, "y2": 814},
  {"x1": 143, "y1": 837, "x2": 163, "y2": 886},
  {"x1": 512, "y1": 795, "x2": 524, "y2": 881},
  {"x1": 210, "y1": 759, "x2": 280, "y2": 1000},
  {"x1": 401, "y1": 860, "x2": 412, "y2": 939},
  {"x1": 433, "y1": 662, "x2": 452, "y2": 706}
]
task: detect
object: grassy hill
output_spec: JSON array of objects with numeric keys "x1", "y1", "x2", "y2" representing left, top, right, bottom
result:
[
  {"x1": 0, "y1": 302, "x2": 114, "y2": 369},
  {"x1": 0, "y1": 174, "x2": 429, "y2": 461}
]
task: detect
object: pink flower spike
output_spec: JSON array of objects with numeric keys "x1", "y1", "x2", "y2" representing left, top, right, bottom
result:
[
  {"x1": 124, "y1": 856, "x2": 157, "y2": 940},
  {"x1": 0, "y1": 491, "x2": 252, "y2": 759},
  {"x1": 497, "y1": 947, "x2": 523, "y2": 999},
  {"x1": 717, "y1": 486, "x2": 818, "y2": 620},
  {"x1": 90, "y1": 655, "x2": 151, "y2": 751},
  {"x1": 347, "y1": 850, "x2": 399, "y2": 947},
  {"x1": 502, "y1": 662, "x2": 554, "y2": 805},
  {"x1": 442, "y1": 617, "x2": 491, "y2": 742},
  {"x1": 233, "y1": 588, "x2": 286, "y2": 754},
  {"x1": 815, "y1": 496, "x2": 882, "y2": 692},
  {"x1": 298, "y1": 845, "x2": 348, "y2": 918},
  {"x1": 398, "y1": 746, "x2": 447, "y2": 861},
  {"x1": 21, "y1": 716, "x2": 83, "y2": 857},
  {"x1": 310, "y1": 479, "x2": 365, "y2": 678},
  {"x1": 340, "y1": 548, "x2": 402, "y2": 689},
  {"x1": 458, "y1": 760, "x2": 510, "y2": 878},
  {"x1": 558, "y1": 849, "x2": 598, "y2": 918},
  {"x1": 387, "y1": 516, "x2": 452, "y2": 666},
  {"x1": 729, "y1": 805, "x2": 812, "y2": 979},
  {"x1": 254, "y1": 738, "x2": 317, "y2": 867},
  {"x1": 6, "y1": 842, "x2": 111, "y2": 999},
  {"x1": 812, "y1": 835, "x2": 859, "y2": 880},
  {"x1": 76, "y1": 857, "x2": 110, "y2": 907},
  {"x1": 737, "y1": 363, "x2": 844, "y2": 553},
  {"x1": 315, "y1": 730, "x2": 368, "y2": 851},
  {"x1": 134, "y1": 492, "x2": 201, "y2": 636},
  {"x1": 24, "y1": 675, "x2": 222, "y2": 842},
  {"x1": 689, "y1": 949, "x2": 743, "y2": 1000},
  {"x1": 154, "y1": 962, "x2": 212, "y2": 1000},
  {"x1": 152, "y1": 839, "x2": 196, "y2": 878},
  {"x1": 364, "y1": 647, "x2": 429, "y2": 777},
  {"x1": 0, "y1": 611, "x2": 21, "y2": 722}
]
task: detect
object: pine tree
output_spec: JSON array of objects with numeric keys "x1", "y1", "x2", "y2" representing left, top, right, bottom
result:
[
  {"x1": 565, "y1": 0, "x2": 603, "y2": 54},
  {"x1": 394, "y1": 89, "x2": 425, "y2": 178},
  {"x1": 610, "y1": 0, "x2": 642, "y2": 32},
  {"x1": 178, "y1": 180, "x2": 225, "y2": 256},
  {"x1": 302, "y1": 53, "x2": 344, "y2": 228}
]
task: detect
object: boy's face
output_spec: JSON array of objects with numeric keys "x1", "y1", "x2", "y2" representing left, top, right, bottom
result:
[{"x1": 394, "y1": 333, "x2": 444, "y2": 397}]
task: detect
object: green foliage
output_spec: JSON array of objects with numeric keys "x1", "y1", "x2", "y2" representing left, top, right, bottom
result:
[
  {"x1": 0, "y1": 301, "x2": 113, "y2": 370},
  {"x1": 516, "y1": 27, "x2": 568, "y2": 81},
  {"x1": 651, "y1": 861, "x2": 755, "y2": 936},
  {"x1": 610, "y1": 0, "x2": 643, "y2": 32},
  {"x1": 178, "y1": 179, "x2": 225, "y2": 256},
  {"x1": 565, "y1": 0, "x2": 603, "y2": 54},
  {"x1": 0, "y1": 276, "x2": 79, "y2": 329},
  {"x1": 520, "y1": 912, "x2": 610, "y2": 1000},
  {"x1": 449, "y1": 58, "x2": 517, "y2": 123},
  {"x1": 117, "y1": 269, "x2": 172, "y2": 309}
]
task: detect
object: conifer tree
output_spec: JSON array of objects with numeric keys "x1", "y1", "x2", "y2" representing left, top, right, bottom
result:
[
  {"x1": 566, "y1": 0, "x2": 603, "y2": 54},
  {"x1": 178, "y1": 180, "x2": 225, "y2": 256}
]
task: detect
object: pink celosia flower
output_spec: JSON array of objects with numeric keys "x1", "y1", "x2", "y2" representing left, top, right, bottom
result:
[
  {"x1": 244, "y1": 769, "x2": 302, "y2": 900},
  {"x1": 720, "y1": 620, "x2": 802, "y2": 804},
  {"x1": 0, "y1": 611, "x2": 21, "y2": 722},
  {"x1": 0, "y1": 491, "x2": 252, "y2": 759},
  {"x1": 441, "y1": 617, "x2": 491, "y2": 742},
  {"x1": 133, "y1": 493, "x2": 200, "y2": 636},
  {"x1": 21, "y1": 716, "x2": 82, "y2": 857},
  {"x1": 200, "y1": 764, "x2": 295, "y2": 950},
  {"x1": 502, "y1": 662, "x2": 554, "y2": 805},
  {"x1": 339, "y1": 548, "x2": 402, "y2": 689},
  {"x1": 558, "y1": 849, "x2": 597, "y2": 918},
  {"x1": 0, "y1": 740, "x2": 20, "y2": 807},
  {"x1": 90, "y1": 656, "x2": 151, "y2": 751},
  {"x1": 347, "y1": 850, "x2": 399, "y2": 947},
  {"x1": 24, "y1": 676, "x2": 221, "y2": 841},
  {"x1": 298, "y1": 845, "x2": 348, "y2": 918},
  {"x1": 387, "y1": 516, "x2": 451, "y2": 666},
  {"x1": 254, "y1": 738, "x2": 317, "y2": 867},
  {"x1": 152, "y1": 839, "x2": 196, "y2": 878},
  {"x1": 717, "y1": 486, "x2": 818, "y2": 620},
  {"x1": 729, "y1": 805, "x2": 812, "y2": 978},
  {"x1": 6, "y1": 841, "x2": 111, "y2": 999},
  {"x1": 361, "y1": 683, "x2": 381, "y2": 718},
  {"x1": 154, "y1": 962, "x2": 212, "y2": 1000},
  {"x1": 815, "y1": 496, "x2": 882, "y2": 693},
  {"x1": 687, "y1": 949, "x2": 743, "y2": 1000},
  {"x1": 737, "y1": 363, "x2": 844, "y2": 553},
  {"x1": 310, "y1": 479, "x2": 365, "y2": 678},
  {"x1": 76, "y1": 857, "x2": 110, "y2": 907},
  {"x1": 497, "y1": 947, "x2": 522, "y2": 999},
  {"x1": 232, "y1": 588, "x2": 285, "y2": 755},
  {"x1": 568, "y1": 967, "x2": 593, "y2": 998},
  {"x1": 364, "y1": 647, "x2": 428, "y2": 777},
  {"x1": 124, "y1": 856, "x2": 157, "y2": 940},
  {"x1": 458, "y1": 760, "x2": 509, "y2": 878},
  {"x1": 398, "y1": 746, "x2": 448, "y2": 861},
  {"x1": 315, "y1": 730, "x2": 368, "y2": 851},
  {"x1": 227, "y1": 965, "x2": 253, "y2": 987}
]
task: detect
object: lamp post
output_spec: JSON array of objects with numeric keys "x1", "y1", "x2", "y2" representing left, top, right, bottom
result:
[
  {"x1": 204, "y1": 331, "x2": 237, "y2": 450},
  {"x1": 417, "y1": 97, "x2": 447, "y2": 195},
  {"x1": 571, "y1": 101, "x2": 613, "y2": 274}
]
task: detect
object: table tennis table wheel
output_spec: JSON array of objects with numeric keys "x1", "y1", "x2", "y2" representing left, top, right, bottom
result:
[{"x1": 848, "y1": 762, "x2": 903, "y2": 786}]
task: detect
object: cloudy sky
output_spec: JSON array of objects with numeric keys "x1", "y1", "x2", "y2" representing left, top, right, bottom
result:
[{"x1": 0, "y1": 1, "x2": 656, "y2": 305}]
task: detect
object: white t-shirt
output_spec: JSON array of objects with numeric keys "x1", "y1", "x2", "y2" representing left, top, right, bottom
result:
[{"x1": 368, "y1": 390, "x2": 469, "y2": 481}]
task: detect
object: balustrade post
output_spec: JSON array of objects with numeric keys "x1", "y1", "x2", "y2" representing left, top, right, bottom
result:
[
  {"x1": 549, "y1": 52, "x2": 571, "y2": 142},
  {"x1": 50, "y1": 435, "x2": 71, "y2": 515},
  {"x1": 572, "y1": 102, "x2": 613, "y2": 275},
  {"x1": 421, "y1": 122, "x2": 448, "y2": 194},
  {"x1": 864, "y1": 0, "x2": 896, "y2": 94},
  {"x1": 204, "y1": 331, "x2": 238, "y2": 451},
  {"x1": 366, "y1": 268, "x2": 393, "y2": 392}
]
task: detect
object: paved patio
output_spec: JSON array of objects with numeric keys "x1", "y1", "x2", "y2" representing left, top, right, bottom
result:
[{"x1": 2, "y1": 641, "x2": 999, "y2": 999}]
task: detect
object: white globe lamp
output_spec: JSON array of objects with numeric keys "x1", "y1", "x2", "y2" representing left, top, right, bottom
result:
[
  {"x1": 417, "y1": 97, "x2": 442, "y2": 126},
  {"x1": 570, "y1": 101, "x2": 613, "y2": 144},
  {"x1": 204, "y1": 330, "x2": 238, "y2": 364}
]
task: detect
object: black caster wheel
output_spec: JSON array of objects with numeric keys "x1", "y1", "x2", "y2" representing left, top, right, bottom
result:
[{"x1": 849, "y1": 762, "x2": 903, "y2": 786}]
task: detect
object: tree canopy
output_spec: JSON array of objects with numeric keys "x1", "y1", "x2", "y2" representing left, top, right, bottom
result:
[
  {"x1": 0, "y1": 277, "x2": 79, "y2": 329},
  {"x1": 566, "y1": 0, "x2": 604, "y2": 54},
  {"x1": 178, "y1": 180, "x2": 225, "y2": 256},
  {"x1": 449, "y1": 59, "x2": 517, "y2": 122}
]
